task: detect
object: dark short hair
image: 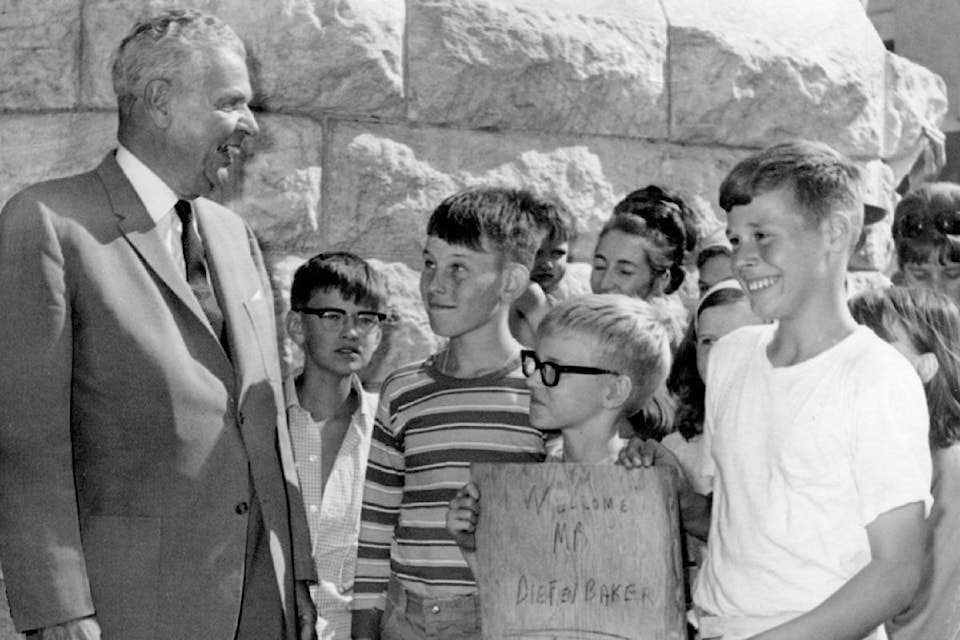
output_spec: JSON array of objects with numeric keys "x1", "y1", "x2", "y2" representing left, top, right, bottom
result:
[
  {"x1": 893, "y1": 182, "x2": 960, "y2": 267},
  {"x1": 719, "y1": 140, "x2": 863, "y2": 242},
  {"x1": 600, "y1": 184, "x2": 698, "y2": 294},
  {"x1": 290, "y1": 252, "x2": 388, "y2": 311},
  {"x1": 532, "y1": 196, "x2": 577, "y2": 246},
  {"x1": 426, "y1": 187, "x2": 544, "y2": 268}
]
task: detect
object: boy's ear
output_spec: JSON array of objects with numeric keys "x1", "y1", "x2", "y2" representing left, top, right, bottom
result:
[
  {"x1": 286, "y1": 310, "x2": 305, "y2": 346},
  {"x1": 824, "y1": 211, "x2": 854, "y2": 253},
  {"x1": 602, "y1": 374, "x2": 633, "y2": 410},
  {"x1": 916, "y1": 352, "x2": 940, "y2": 384},
  {"x1": 499, "y1": 262, "x2": 531, "y2": 302}
]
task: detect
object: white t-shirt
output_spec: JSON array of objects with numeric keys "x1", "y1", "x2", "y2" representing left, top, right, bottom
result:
[{"x1": 693, "y1": 324, "x2": 932, "y2": 636}]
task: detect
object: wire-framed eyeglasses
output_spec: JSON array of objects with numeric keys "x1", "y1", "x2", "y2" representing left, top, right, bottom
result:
[
  {"x1": 294, "y1": 307, "x2": 386, "y2": 334},
  {"x1": 520, "y1": 349, "x2": 620, "y2": 388}
]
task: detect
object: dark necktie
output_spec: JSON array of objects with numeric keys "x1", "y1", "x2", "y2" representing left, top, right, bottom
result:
[{"x1": 174, "y1": 200, "x2": 225, "y2": 341}]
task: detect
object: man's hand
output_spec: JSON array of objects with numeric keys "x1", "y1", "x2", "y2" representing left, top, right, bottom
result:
[
  {"x1": 446, "y1": 482, "x2": 481, "y2": 552},
  {"x1": 295, "y1": 580, "x2": 317, "y2": 640},
  {"x1": 32, "y1": 616, "x2": 101, "y2": 640}
]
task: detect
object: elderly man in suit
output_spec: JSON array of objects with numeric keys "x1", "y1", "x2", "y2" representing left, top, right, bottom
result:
[{"x1": 0, "y1": 9, "x2": 316, "y2": 640}]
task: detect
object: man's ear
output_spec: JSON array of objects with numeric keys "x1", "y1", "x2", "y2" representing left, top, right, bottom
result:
[
  {"x1": 500, "y1": 262, "x2": 531, "y2": 302},
  {"x1": 602, "y1": 374, "x2": 633, "y2": 410},
  {"x1": 286, "y1": 311, "x2": 304, "y2": 346},
  {"x1": 143, "y1": 78, "x2": 174, "y2": 128},
  {"x1": 916, "y1": 352, "x2": 940, "y2": 384}
]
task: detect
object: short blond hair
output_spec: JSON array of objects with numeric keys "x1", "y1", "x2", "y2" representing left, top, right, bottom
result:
[{"x1": 538, "y1": 294, "x2": 673, "y2": 414}]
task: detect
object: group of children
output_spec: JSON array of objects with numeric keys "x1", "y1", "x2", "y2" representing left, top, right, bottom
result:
[{"x1": 281, "y1": 139, "x2": 960, "y2": 640}]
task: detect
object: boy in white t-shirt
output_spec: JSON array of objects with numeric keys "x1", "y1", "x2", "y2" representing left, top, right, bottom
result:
[{"x1": 692, "y1": 140, "x2": 932, "y2": 640}]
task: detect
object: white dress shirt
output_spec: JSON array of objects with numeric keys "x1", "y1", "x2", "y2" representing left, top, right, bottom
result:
[{"x1": 115, "y1": 145, "x2": 198, "y2": 276}]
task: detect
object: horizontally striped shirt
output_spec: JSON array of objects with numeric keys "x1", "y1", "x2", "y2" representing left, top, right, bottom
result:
[{"x1": 352, "y1": 352, "x2": 547, "y2": 620}]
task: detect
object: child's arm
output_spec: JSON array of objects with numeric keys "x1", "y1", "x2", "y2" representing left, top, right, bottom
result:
[
  {"x1": 445, "y1": 482, "x2": 481, "y2": 576},
  {"x1": 618, "y1": 436, "x2": 711, "y2": 540},
  {"x1": 749, "y1": 501, "x2": 926, "y2": 640},
  {"x1": 511, "y1": 282, "x2": 550, "y2": 347}
]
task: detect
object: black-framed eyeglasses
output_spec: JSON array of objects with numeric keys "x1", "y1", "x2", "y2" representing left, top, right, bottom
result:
[
  {"x1": 294, "y1": 307, "x2": 386, "y2": 334},
  {"x1": 520, "y1": 349, "x2": 619, "y2": 388},
  {"x1": 896, "y1": 211, "x2": 960, "y2": 238}
]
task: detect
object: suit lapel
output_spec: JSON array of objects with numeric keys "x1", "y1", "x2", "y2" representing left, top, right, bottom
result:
[
  {"x1": 196, "y1": 200, "x2": 261, "y2": 376},
  {"x1": 96, "y1": 153, "x2": 219, "y2": 341}
]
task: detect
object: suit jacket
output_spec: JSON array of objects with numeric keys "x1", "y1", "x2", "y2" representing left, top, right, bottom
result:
[{"x1": 0, "y1": 152, "x2": 314, "y2": 638}]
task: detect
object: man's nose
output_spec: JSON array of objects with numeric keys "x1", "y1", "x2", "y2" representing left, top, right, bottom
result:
[{"x1": 238, "y1": 104, "x2": 259, "y2": 137}]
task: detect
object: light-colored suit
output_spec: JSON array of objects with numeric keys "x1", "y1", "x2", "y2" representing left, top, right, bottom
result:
[{"x1": 0, "y1": 153, "x2": 314, "y2": 639}]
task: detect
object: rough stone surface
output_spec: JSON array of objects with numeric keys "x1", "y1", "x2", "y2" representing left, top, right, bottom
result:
[
  {"x1": 883, "y1": 51, "x2": 950, "y2": 182},
  {"x1": 665, "y1": 0, "x2": 886, "y2": 156},
  {"x1": 319, "y1": 120, "x2": 745, "y2": 270},
  {"x1": 406, "y1": 0, "x2": 668, "y2": 137},
  {"x1": 0, "y1": 113, "x2": 116, "y2": 207},
  {"x1": 81, "y1": 0, "x2": 404, "y2": 116},
  {"x1": 0, "y1": 0, "x2": 951, "y2": 383},
  {"x1": 217, "y1": 114, "x2": 325, "y2": 248},
  {"x1": 0, "y1": 1, "x2": 81, "y2": 110}
]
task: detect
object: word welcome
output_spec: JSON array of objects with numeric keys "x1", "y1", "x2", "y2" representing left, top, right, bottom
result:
[{"x1": 523, "y1": 484, "x2": 631, "y2": 517}]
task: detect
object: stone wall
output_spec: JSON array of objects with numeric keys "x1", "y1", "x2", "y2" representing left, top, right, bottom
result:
[{"x1": 0, "y1": 0, "x2": 948, "y2": 383}]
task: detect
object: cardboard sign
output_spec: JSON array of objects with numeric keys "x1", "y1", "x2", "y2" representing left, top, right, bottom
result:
[{"x1": 472, "y1": 463, "x2": 685, "y2": 640}]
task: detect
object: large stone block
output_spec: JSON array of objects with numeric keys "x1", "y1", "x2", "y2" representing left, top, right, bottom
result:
[
  {"x1": 81, "y1": 0, "x2": 404, "y2": 117},
  {"x1": 665, "y1": 0, "x2": 886, "y2": 156},
  {"x1": 0, "y1": 1, "x2": 81, "y2": 109},
  {"x1": 406, "y1": 0, "x2": 668, "y2": 137},
  {"x1": 234, "y1": 0, "x2": 405, "y2": 117},
  {"x1": 317, "y1": 120, "x2": 744, "y2": 270},
  {"x1": 0, "y1": 113, "x2": 116, "y2": 210},
  {"x1": 883, "y1": 52, "x2": 949, "y2": 183},
  {"x1": 216, "y1": 114, "x2": 325, "y2": 248}
]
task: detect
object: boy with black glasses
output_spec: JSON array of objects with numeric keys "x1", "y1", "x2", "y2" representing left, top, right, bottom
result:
[
  {"x1": 446, "y1": 294, "x2": 697, "y2": 558},
  {"x1": 285, "y1": 251, "x2": 390, "y2": 639}
]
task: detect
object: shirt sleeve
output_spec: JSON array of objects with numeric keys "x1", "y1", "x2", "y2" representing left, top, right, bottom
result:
[
  {"x1": 850, "y1": 354, "x2": 933, "y2": 526},
  {"x1": 352, "y1": 381, "x2": 406, "y2": 632}
]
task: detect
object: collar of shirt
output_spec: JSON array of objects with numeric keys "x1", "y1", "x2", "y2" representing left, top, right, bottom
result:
[
  {"x1": 116, "y1": 145, "x2": 180, "y2": 225},
  {"x1": 283, "y1": 371, "x2": 374, "y2": 430},
  {"x1": 115, "y1": 145, "x2": 194, "y2": 271}
]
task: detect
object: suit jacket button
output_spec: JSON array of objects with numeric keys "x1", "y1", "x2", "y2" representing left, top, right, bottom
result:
[{"x1": 235, "y1": 501, "x2": 249, "y2": 515}]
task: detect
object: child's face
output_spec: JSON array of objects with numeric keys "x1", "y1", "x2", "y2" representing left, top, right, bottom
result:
[
  {"x1": 590, "y1": 230, "x2": 659, "y2": 299},
  {"x1": 530, "y1": 237, "x2": 569, "y2": 294},
  {"x1": 698, "y1": 253, "x2": 734, "y2": 295},
  {"x1": 695, "y1": 299, "x2": 766, "y2": 380},
  {"x1": 420, "y1": 236, "x2": 506, "y2": 339},
  {"x1": 524, "y1": 331, "x2": 613, "y2": 431},
  {"x1": 901, "y1": 259, "x2": 960, "y2": 306},
  {"x1": 726, "y1": 188, "x2": 832, "y2": 322},
  {"x1": 294, "y1": 289, "x2": 382, "y2": 378}
]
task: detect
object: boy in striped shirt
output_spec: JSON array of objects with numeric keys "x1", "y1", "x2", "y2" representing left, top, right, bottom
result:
[{"x1": 351, "y1": 187, "x2": 552, "y2": 640}]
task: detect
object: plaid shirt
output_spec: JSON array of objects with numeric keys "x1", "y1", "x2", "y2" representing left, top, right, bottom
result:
[{"x1": 285, "y1": 373, "x2": 377, "y2": 639}]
